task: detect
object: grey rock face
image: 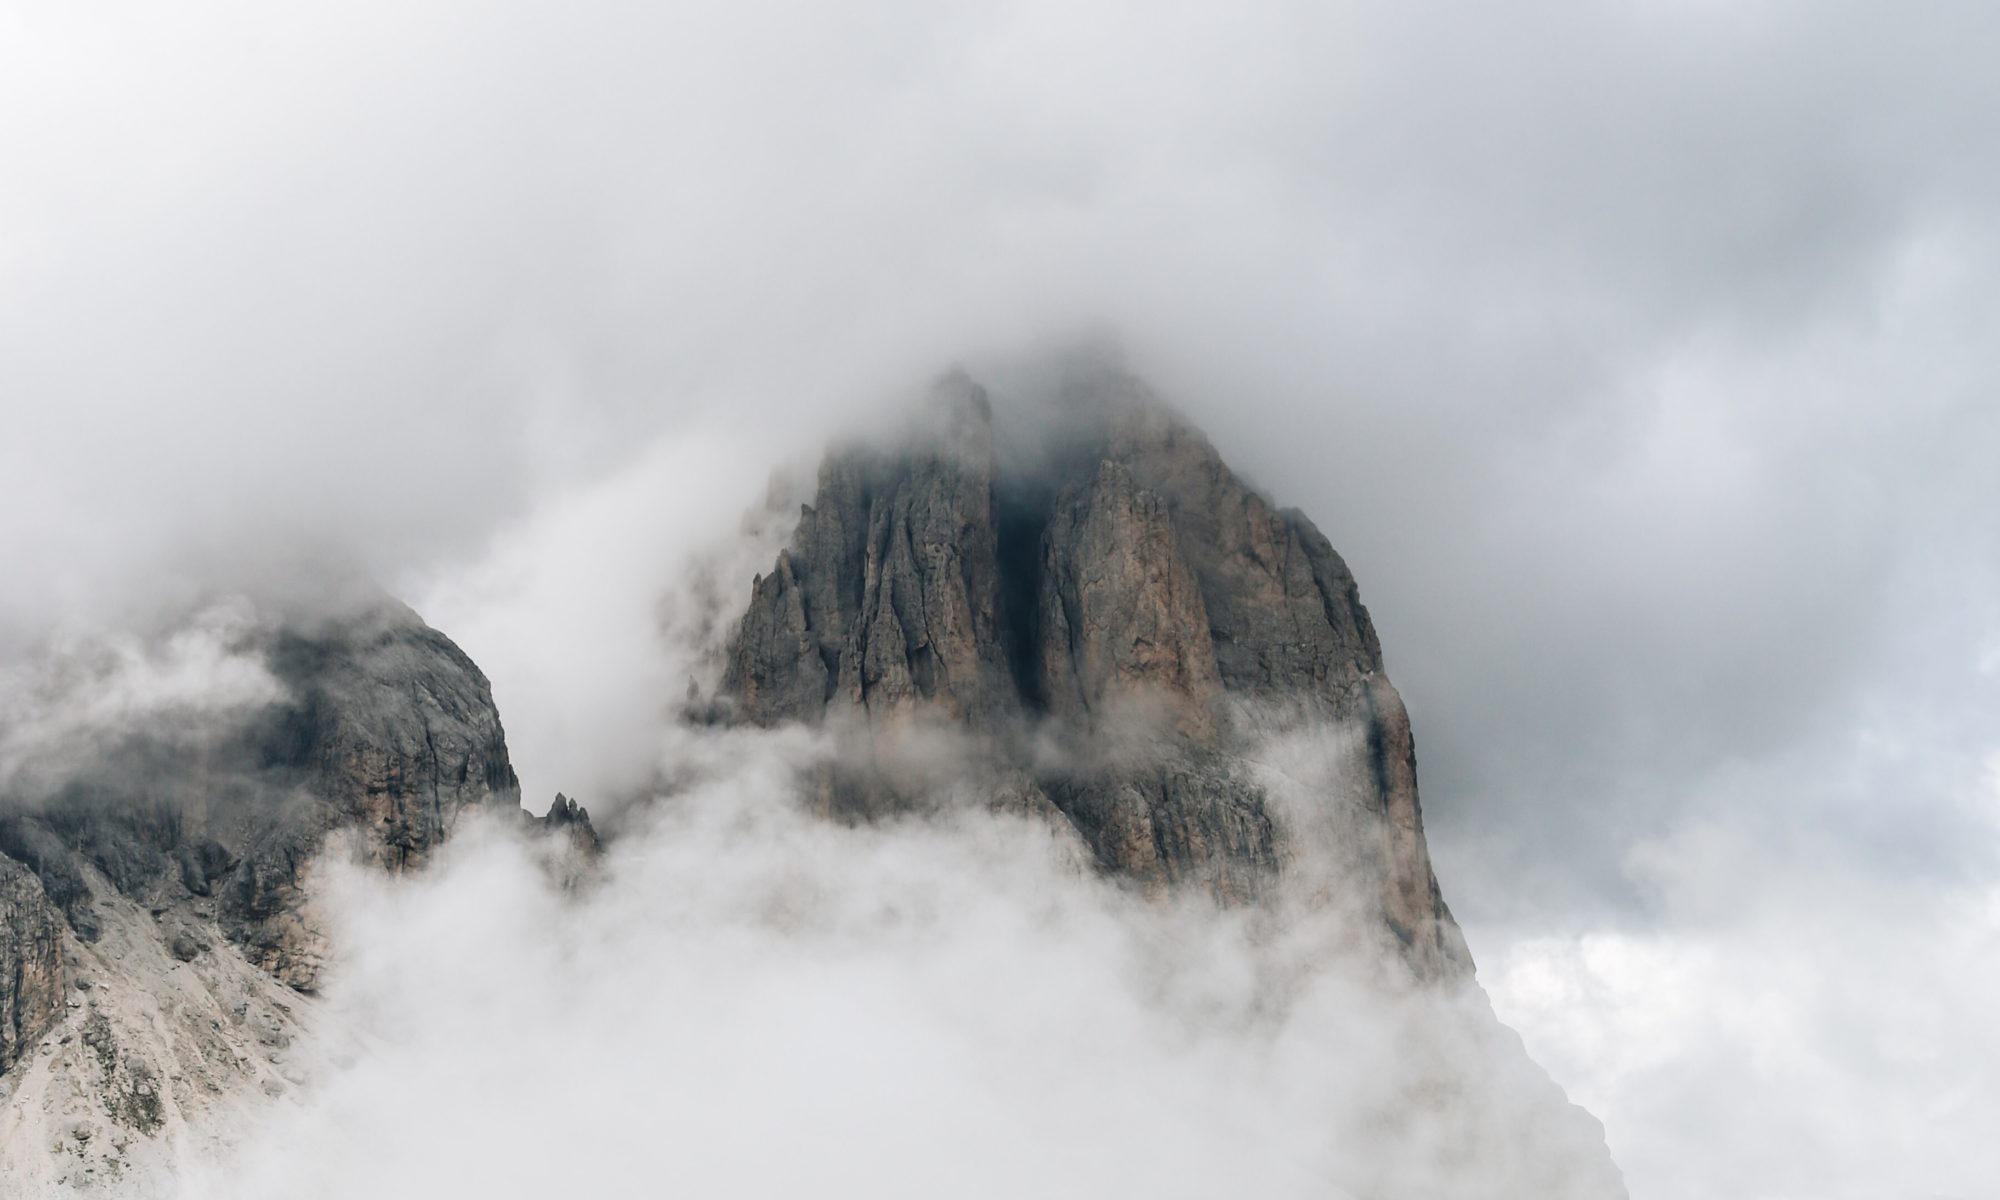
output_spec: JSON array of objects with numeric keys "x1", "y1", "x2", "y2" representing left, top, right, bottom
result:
[
  {"x1": 0, "y1": 598, "x2": 522, "y2": 998},
  {"x1": 0, "y1": 855, "x2": 64, "y2": 1074},
  {"x1": 254, "y1": 605, "x2": 522, "y2": 868},
  {"x1": 720, "y1": 365, "x2": 1470, "y2": 980},
  {"x1": 722, "y1": 376, "x2": 1017, "y2": 727}
]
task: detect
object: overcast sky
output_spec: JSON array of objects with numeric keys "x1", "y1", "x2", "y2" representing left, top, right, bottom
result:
[{"x1": 5, "y1": 3, "x2": 1998, "y2": 1196}]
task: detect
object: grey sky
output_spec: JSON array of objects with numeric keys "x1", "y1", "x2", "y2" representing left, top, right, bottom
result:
[{"x1": 5, "y1": 3, "x2": 1998, "y2": 1195}]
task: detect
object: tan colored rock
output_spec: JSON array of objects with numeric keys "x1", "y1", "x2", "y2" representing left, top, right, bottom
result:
[{"x1": 1038, "y1": 459, "x2": 1223, "y2": 741}]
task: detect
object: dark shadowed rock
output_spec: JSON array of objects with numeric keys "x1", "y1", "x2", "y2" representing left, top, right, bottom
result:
[
  {"x1": 168, "y1": 928, "x2": 205, "y2": 963},
  {"x1": 535, "y1": 792, "x2": 602, "y2": 855}
]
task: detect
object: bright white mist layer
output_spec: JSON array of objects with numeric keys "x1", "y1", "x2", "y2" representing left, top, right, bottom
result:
[{"x1": 183, "y1": 723, "x2": 1615, "y2": 1200}]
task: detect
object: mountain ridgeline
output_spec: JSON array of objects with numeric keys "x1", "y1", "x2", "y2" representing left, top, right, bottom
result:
[{"x1": 719, "y1": 367, "x2": 1470, "y2": 981}]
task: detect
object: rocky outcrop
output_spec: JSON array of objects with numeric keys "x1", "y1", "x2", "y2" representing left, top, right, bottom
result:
[
  {"x1": 719, "y1": 364, "x2": 1470, "y2": 980},
  {"x1": 535, "y1": 793, "x2": 599, "y2": 847},
  {"x1": 0, "y1": 857, "x2": 65, "y2": 1074},
  {"x1": 0, "y1": 597, "x2": 522, "y2": 999}
]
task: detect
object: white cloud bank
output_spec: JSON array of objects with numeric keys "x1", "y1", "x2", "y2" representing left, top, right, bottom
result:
[
  {"x1": 1485, "y1": 757, "x2": 2000, "y2": 1200},
  {"x1": 184, "y1": 724, "x2": 1620, "y2": 1200}
]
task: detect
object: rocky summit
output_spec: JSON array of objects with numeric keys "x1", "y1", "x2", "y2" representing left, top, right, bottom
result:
[{"x1": 721, "y1": 364, "x2": 1468, "y2": 980}]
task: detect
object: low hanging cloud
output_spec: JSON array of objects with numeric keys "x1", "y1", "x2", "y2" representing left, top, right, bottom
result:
[
  {"x1": 1487, "y1": 795, "x2": 2000, "y2": 1200},
  {"x1": 0, "y1": 599, "x2": 283, "y2": 801},
  {"x1": 186, "y1": 720, "x2": 1620, "y2": 1200},
  {"x1": 6, "y1": 0, "x2": 1997, "y2": 900}
]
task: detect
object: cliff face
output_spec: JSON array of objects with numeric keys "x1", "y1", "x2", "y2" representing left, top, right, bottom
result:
[
  {"x1": 220, "y1": 605, "x2": 523, "y2": 985},
  {"x1": 723, "y1": 385, "x2": 1017, "y2": 728},
  {"x1": 0, "y1": 857, "x2": 64, "y2": 1075},
  {"x1": 722, "y1": 367, "x2": 1469, "y2": 980}
]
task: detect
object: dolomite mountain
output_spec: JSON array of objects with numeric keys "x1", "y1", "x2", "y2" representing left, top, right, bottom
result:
[
  {"x1": 723, "y1": 368, "x2": 1469, "y2": 978},
  {"x1": 718, "y1": 366, "x2": 1627, "y2": 1196}
]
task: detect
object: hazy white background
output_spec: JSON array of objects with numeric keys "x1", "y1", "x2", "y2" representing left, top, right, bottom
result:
[{"x1": 5, "y1": 2, "x2": 1998, "y2": 1196}]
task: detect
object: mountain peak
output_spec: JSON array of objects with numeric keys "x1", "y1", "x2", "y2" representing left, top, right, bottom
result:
[{"x1": 721, "y1": 367, "x2": 1467, "y2": 980}]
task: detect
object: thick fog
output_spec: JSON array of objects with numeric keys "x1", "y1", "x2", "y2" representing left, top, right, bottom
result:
[
  {"x1": 175, "y1": 728, "x2": 1625, "y2": 1200},
  {"x1": 5, "y1": 2, "x2": 1998, "y2": 1197}
]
